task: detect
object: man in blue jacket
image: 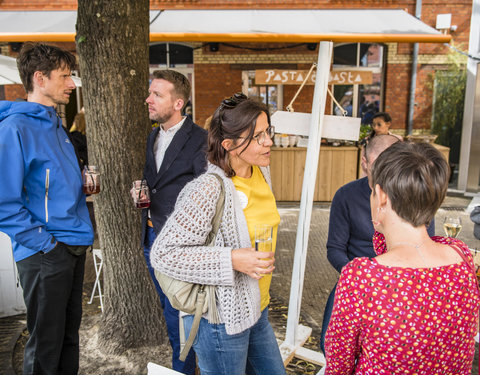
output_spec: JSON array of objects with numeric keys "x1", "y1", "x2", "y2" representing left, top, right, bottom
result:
[
  {"x1": 0, "y1": 43, "x2": 94, "y2": 374},
  {"x1": 141, "y1": 70, "x2": 207, "y2": 374}
]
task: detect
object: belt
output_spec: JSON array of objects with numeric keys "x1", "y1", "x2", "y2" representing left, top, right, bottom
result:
[{"x1": 147, "y1": 219, "x2": 154, "y2": 228}]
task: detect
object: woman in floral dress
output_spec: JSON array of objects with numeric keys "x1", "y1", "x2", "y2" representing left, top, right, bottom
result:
[{"x1": 325, "y1": 141, "x2": 480, "y2": 374}]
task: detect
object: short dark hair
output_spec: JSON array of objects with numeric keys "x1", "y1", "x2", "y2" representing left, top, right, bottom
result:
[
  {"x1": 207, "y1": 93, "x2": 270, "y2": 177},
  {"x1": 17, "y1": 43, "x2": 76, "y2": 93},
  {"x1": 372, "y1": 112, "x2": 392, "y2": 123},
  {"x1": 371, "y1": 142, "x2": 449, "y2": 227},
  {"x1": 152, "y1": 70, "x2": 191, "y2": 109}
]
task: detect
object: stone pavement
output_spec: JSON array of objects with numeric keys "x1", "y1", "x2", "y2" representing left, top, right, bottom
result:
[
  {"x1": 1, "y1": 194, "x2": 479, "y2": 373},
  {"x1": 0, "y1": 315, "x2": 25, "y2": 375}
]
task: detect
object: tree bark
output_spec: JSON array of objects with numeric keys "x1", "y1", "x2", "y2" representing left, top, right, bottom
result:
[{"x1": 76, "y1": 0, "x2": 166, "y2": 354}]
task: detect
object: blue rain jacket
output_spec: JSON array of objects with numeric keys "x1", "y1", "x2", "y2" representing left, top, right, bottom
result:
[{"x1": 0, "y1": 101, "x2": 94, "y2": 262}]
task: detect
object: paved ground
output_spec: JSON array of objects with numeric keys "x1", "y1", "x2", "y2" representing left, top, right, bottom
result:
[{"x1": 1, "y1": 194, "x2": 479, "y2": 374}]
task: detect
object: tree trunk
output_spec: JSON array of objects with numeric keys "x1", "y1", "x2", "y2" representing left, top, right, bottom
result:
[{"x1": 76, "y1": 0, "x2": 166, "y2": 354}]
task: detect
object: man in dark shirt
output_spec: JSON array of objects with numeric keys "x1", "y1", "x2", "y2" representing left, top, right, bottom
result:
[{"x1": 320, "y1": 135, "x2": 435, "y2": 352}]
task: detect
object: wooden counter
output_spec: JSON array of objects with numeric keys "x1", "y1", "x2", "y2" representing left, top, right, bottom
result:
[
  {"x1": 270, "y1": 146, "x2": 358, "y2": 202},
  {"x1": 432, "y1": 143, "x2": 450, "y2": 162}
]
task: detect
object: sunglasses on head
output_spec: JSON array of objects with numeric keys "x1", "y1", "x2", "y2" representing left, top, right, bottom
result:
[{"x1": 220, "y1": 93, "x2": 248, "y2": 109}]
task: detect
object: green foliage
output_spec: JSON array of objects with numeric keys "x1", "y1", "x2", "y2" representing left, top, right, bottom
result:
[
  {"x1": 359, "y1": 124, "x2": 371, "y2": 141},
  {"x1": 431, "y1": 47, "x2": 467, "y2": 164}
]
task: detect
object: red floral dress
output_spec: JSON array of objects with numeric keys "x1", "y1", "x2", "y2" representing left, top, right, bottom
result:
[{"x1": 325, "y1": 233, "x2": 479, "y2": 374}]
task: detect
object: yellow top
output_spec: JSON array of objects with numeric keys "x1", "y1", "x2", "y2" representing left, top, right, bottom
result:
[{"x1": 232, "y1": 166, "x2": 280, "y2": 311}]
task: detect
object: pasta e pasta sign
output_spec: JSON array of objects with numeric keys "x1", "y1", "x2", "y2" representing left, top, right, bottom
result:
[{"x1": 255, "y1": 69, "x2": 372, "y2": 85}]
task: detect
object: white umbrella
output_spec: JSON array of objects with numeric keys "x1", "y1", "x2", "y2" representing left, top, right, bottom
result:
[
  {"x1": 0, "y1": 54, "x2": 22, "y2": 85},
  {"x1": 0, "y1": 54, "x2": 82, "y2": 86}
]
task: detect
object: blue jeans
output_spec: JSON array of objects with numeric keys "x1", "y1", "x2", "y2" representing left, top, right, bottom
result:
[
  {"x1": 144, "y1": 226, "x2": 196, "y2": 375},
  {"x1": 320, "y1": 283, "x2": 337, "y2": 354},
  {"x1": 183, "y1": 308, "x2": 286, "y2": 375}
]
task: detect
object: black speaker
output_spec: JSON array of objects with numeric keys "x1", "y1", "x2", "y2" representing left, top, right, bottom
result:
[
  {"x1": 10, "y1": 42, "x2": 23, "y2": 53},
  {"x1": 307, "y1": 43, "x2": 317, "y2": 51},
  {"x1": 209, "y1": 43, "x2": 219, "y2": 52}
]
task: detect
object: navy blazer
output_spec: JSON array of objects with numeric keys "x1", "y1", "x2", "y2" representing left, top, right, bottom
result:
[{"x1": 141, "y1": 117, "x2": 207, "y2": 245}]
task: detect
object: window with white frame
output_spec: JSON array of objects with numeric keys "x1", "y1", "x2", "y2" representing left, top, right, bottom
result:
[
  {"x1": 242, "y1": 71, "x2": 282, "y2": 114},
  {"x1": 332, "y1": 43, "x2": 385, "y2": 125}
]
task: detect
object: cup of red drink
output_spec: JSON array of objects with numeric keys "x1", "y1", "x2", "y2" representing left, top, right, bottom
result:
[
  {"x1": 82, "y1": 166, "x2": 100, "y2": 194},
  {"x1": 132, "y1": 180, "x2": 150, "y2": 209}
]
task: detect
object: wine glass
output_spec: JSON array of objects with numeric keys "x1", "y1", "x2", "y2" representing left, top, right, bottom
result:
[
  {"x1": 255, "y1": 224, "x2": 273, "y2": 274},
  {"x1": 443, "y1": 216, "x2": 462, "y2": 238},
  {"x1": 254, "y1": 224, "x2": 273, "y2": 252}
]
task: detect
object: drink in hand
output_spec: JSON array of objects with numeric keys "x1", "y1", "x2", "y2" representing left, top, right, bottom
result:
[
  {"x1": 255, "y1": 238, "x2": 272, "y2": 252},
  {"x1": 254, "y1": 224, "x2": 273, "y2": 274},
  {"x1": 132, "y1": 180, "x2": 150, "y2": 209},
  {"x1": 82, "y1": 166, "x2": 100, "y2": 194}
]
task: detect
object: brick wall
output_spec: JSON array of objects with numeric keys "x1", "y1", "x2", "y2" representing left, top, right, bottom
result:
[
  {"x1": 4, "y1": 85, "x2": 26, "y2": 101},
  {"x1": 384, "y1": 63, "x2": 411, "y2": 133},
  {"x1": 0, "y1": 0, "x2": 473, "y2": 133},
  {"x1": 194, "y1": 64, "x2": 243, "y2": 126}
]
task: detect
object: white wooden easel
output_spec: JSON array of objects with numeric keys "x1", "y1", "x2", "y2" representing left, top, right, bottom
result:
[{"x1": 277, "y1": 41, "x2": 333, "y2": 374}]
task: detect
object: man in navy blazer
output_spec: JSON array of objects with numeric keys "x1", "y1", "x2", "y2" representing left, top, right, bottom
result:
[{"x1": 142, "y1": 70, "x2": 207, "y2": 374}]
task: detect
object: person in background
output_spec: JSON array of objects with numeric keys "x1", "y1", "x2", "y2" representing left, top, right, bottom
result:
[
  {"x1": 335, "y1": 90, "x2": 353, "y2": 117},
  {"x1": 320, "y1": 135, "x2": 435, "y2": 353},
  {"x1": 471, "y1": 205, "x2": 480, "y2": 240},
  {"x1": 358, "y1": 112, "x2": 403, "y2": 177},
  {"x1": 69, "y1": 107, "x2": 88, "y2": 169},
  {"x1": 325, "y1": 141, "x2": 479, "y2": 374},
  {"x1": 0, "y1": 42, "x2": 94, "y2": 374},
  {"x1": 141, "y1": 69, "x2": 207, "y2": 374},
  {"x1": 150, "y1": 93, "x2": 286, "y2": 375},
  {"x1": 369, "y1": 111, "x2": 403, "y2": 141}
]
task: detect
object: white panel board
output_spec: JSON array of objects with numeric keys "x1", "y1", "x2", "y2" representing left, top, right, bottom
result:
[{"x1": 271, "y1": 110, "x2": 361, "y2": 141}]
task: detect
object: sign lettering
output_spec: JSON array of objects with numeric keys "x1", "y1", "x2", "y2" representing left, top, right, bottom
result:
[{"x1": 255, "y1": 69, "x2": 372, "y2": 85}]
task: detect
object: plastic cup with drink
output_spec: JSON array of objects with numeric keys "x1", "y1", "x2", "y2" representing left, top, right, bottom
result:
[
  {"x1": 82, "y1": 165, "x2": 100, "y2": 194},
  {"x1": 132, "y1": 180, "x2": 151, "y2": 209}
]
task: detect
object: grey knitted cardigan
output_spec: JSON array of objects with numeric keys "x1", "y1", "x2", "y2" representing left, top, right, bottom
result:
[{"x1": 150, "y1": 162, "x2": 272, "y2": 335}]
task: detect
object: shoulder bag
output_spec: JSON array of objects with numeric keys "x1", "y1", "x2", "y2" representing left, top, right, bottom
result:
[{"x1": 154, "y1": 173, "x2": 225, "y2": 361}]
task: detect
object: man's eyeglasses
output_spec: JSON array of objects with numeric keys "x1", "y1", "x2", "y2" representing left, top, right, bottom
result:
[{"x1": 240, "y1": 126, "x2": 275, "y2": 146}]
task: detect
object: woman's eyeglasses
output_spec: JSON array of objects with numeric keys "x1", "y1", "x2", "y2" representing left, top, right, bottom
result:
[{"x1": 239, "y1": 126, "x2": 275, "y2": 146}]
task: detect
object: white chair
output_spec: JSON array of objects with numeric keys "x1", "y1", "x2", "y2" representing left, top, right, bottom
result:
[
  {"x1": 88, "y1": 248, "x2": 104, "y2": 312},
  {"x1": 147, "y1": 362, "x2": 183, "y2": 374}
]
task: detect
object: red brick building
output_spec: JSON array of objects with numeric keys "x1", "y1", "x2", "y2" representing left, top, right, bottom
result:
[{"x1": 0, "y1": 0, "x2": 473, "y2": 136}]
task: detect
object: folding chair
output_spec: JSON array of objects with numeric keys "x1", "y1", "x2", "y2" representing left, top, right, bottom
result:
[{"x1": 88, "y1": 248, "x2": 104, "y2": 312}]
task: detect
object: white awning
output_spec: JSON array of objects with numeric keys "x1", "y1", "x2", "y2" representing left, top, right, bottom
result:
[
  {"x1": 0, "y1": 9, "x2": 451, "y2": 43},
  {"x1": 0, "y1": 54, "x2": 21, "y2": 85}
]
